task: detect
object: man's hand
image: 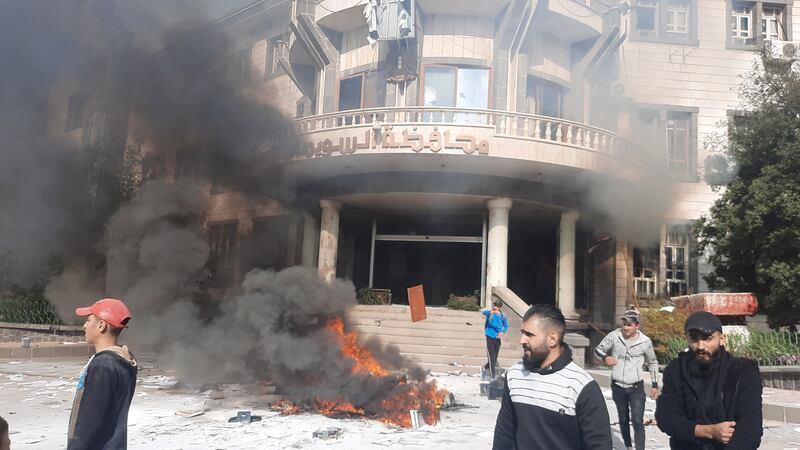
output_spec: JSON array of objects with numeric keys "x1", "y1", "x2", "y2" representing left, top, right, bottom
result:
[
  {"x1": 650, "y1": 387, "x2": 659, "y2": 400},
  {"x1": 604, "y1": 356, "x2": 618, "y2": 366},
  {"x1": 696, "y1": 422, "x2": 736, "y2": 444}
]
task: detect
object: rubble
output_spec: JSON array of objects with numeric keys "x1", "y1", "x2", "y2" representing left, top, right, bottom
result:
[{"x1": 312, "y1": 427, "x2": 343, "y2": 440}]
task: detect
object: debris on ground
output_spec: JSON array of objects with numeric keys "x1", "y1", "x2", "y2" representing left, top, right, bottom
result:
[
  {"x1": 312, "y1": 427, "x2": 343, "y2": 440},
  {"x1": 227, "y1": 410, "x2": 262, "y2": 424}
]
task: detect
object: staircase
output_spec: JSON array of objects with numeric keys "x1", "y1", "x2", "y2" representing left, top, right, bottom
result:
[{"x1": 349, "y1": 305, "x2": 522, "y2": 375}]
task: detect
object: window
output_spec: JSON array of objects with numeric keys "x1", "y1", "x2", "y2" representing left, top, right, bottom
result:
[
  {"x1": 230, "y1": 47, "x2": 251, "y2": 86},
  {"x1": 207, "y1": 221, "x2": 238, "y2": 287},
  {"x1": 422, "y1": 65, "x2": 490, "y2": 122},
  {"x1": 762, "y1": 6, "x2": 785, "y2": 40},
  {"x1": 141, "y1": 155, "x2": 165, "y2": 182},
  {"x1": 731, "y1": 3, "x2": 754, "y2": 39},
  {"x1": 633, "y1": 0, "x2": 697, "y2": 44},
  {"x1": 636, "y1": 0, "x2": 659, "y2": 35},
  {"x1": 665, "y1": 226, "x2": 689, "y2": 296},
  {"x1": 526, "y1": 77, "x2": 563, "y2": 118},
  {"x1": 728, "y1": 1, "x2": 789, "y2": 48},
  {"x1": 666, "y1": 0, "x2": 690, "y2": 34},
  {"x1": 666, "y1": 112, "x2": 690, "y2": 176},
  {"x1": 264, "y1": 37, "x2": 284, "y2": 77},
  {"x1": 635, "y1": 108, "x2": 697, "y2": 179},
  {"x1": 337, "y1": 71, "x2": 386, "y2": 124},
  {"x1": 65, "y1": 94, "x2": 84, "y2": 131},
  {"x1": 251, "y1": 215, "x2": 303, "y2": 271},
  {"x1": 633, "y1": 246, "x2": 659, "y2": 298}
]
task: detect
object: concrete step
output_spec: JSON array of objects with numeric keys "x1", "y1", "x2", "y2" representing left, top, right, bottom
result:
[
  {"x1": 357, "y1": 331, "x2": 522, "y2": 350},
  {"x1": 349, "y1": 318, "x2": 484, "y2": 333},
  {"x1": 374, "y1": 342, "x2": 519, "y2": 358},
  {"x1": 350, "y1": 309, "x2": 487, "y2": 324},
  {"x1": 355, "y1": 325, "x2": 521, "y2": 348},
  {"x1": 404, "y1": 352, "x2": 518, "y2": 368},
  {"x1": 352, "y1": 305, "x2": 484, "y2": 318}
]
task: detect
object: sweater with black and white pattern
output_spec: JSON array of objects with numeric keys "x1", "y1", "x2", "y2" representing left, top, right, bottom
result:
[{"x1": 493, "y1": 345, "x2": 612, "y2": 450}]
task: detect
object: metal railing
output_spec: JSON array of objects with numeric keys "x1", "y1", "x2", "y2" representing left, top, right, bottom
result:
[
  {"x1": 664, "y1": 331, "x2": 800, "y2": 366},
  {"x1": 291, "y1": 106, "x2": 640, "y2": 162},
  {"x1": 0, "y1": 295, "x2": 64, "y2": 325}
]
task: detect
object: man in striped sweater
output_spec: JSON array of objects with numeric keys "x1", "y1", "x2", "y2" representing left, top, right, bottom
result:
[{"x1": 493, "y1": 304, "x2": 612, "y2": 449}]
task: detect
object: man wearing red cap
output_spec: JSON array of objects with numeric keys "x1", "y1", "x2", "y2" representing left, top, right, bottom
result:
[{"x1": 68, "y1": 298, "x2": 138, "y2": 450}]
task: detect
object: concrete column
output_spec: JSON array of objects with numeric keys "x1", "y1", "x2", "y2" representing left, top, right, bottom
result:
[
  {"x1": 301, "y1": 212, "x2": 319, "y2": 268},
  {"x1": 558, "y1": 210, "x2": 580, "y2": 320},
  {"x1": 317, "y1": 200, "x2": 341, "y2": 282},
  {"x1": 486, "y1": 198, "x2": 513, "y2": 306}
]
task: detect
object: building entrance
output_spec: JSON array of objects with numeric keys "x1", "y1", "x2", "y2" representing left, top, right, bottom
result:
[{"x1": 368, "y1": 213, "x2": 485, "y2": 306}]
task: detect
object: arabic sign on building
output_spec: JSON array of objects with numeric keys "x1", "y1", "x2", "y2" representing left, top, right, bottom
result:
[{"x1": 301, "y1": 127, "x2": 490, "y2": 158}]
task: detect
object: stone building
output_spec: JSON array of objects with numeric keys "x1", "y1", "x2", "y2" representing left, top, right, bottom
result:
[{"x1": 49, "y1": 0, "x2": 800, "y2": 336}]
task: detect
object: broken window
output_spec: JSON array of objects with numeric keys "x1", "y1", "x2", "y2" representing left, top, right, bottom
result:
[
  {"x1": 207, "y1": 221, "x2": 238, "y2": 287},
  {"x1": 65, "y1": 93, "x2": 84, "y2": 131},
  {"x1": 633, "y1": 246, "x2": 659, "y2": 298},
  {"x1": 665, "y1": 225, "x2": 689, "y2": 296}
]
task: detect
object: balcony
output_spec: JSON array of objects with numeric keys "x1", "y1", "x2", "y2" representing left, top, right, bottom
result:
[{"x1": 286, "y1": 107, "x2": 643, "y2": 182}]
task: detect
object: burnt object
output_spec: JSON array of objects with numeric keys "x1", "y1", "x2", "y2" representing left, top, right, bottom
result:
[
  {"x1": 312, "y1": 427, "x2": 343, "y2": 440},
  {"x1": 228, "y1": 410, "x2": 262, "y2": 424},
  {"x1": 481, "y1": 376, "x2": 506, "y2": 400}
]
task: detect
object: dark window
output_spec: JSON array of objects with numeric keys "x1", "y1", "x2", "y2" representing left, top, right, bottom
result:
[
  {"x1": 633, "y1": 246, "x2": 659, "y2": 298},
  {"x1": 207, "y1": 221, "x2": 238, "y2": 287},
  {"x1": 141, "y1": 155, "x2": 165, "y2": 182},
  {"x1": 633, "y1": 0, "x2": 698, "y2": 44},
  {"x1": 230, "y1": 47, "x2": 251, "y2": 86},
  {"x1": 665, "y1": 225, "x2": 689, "y2": 296},
  {"x1": 526, "y1": 77, "x2": 563, "y2": 118},
  {"x1": 338, "y1": 75, "x2": 364, "y2": 111},
  {"x1": 65, "y1": 94, "x2": 84, "y2": 131},
  {"x1": 635, "y1": 108, "x2": 697, "y2": 180},
  {"x1": 251, "y1": 215, "x2": 303, "y2": 270}
]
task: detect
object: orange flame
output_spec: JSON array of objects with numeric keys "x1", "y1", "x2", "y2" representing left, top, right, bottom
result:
[
  {"x1": 271, "y1": 317, "x2": 449, "y2": 428},
  {"x1": 327, "y1": 317, "x2": 388, "y2": 377}
]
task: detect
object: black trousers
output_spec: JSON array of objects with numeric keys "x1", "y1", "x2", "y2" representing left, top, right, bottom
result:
[
  {"x1": 484, "y1": 336, "x2": 501, "y2": 377},
  {"x1": 611, "y1": 381, "x2": 646, "y2": 450}
]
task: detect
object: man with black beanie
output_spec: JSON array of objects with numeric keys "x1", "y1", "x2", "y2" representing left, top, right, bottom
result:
[{"x1": 655, "y1": 311, "x2": 762, "y2": 449}]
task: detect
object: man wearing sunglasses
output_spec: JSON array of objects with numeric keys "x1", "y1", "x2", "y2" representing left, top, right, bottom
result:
[{"x1": 656, "y1": 311, "x2": 762, "y2": 449}]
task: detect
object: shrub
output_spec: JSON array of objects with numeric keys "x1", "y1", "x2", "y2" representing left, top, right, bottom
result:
[
  {"x1": 356, "y1": 288, "x2": 391, "y2": 305},
  {"x1": 663, "y1": 330, "x2": 800, "y2": 366},
  {"x1": 446, "y1": 294, "x2": 480, "y2": 311},
  {"x1": 639, "y1": 307, "x2": 690, "y2": 363}
]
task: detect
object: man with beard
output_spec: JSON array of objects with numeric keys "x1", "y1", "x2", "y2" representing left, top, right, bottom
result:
[
  {"x1": 595, "y1": 309, "x2": 659, "y2": 450},
  {"x1": 493, "y1": 304, "x2": 612, "y2": 449},
  {"x1": 656, "y1": 311, "x2": 762, "y2": 449}
]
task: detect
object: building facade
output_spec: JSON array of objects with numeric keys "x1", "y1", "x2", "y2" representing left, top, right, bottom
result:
[{"x1": 50, "y1": 0, "x2": 800, "y2": 332}]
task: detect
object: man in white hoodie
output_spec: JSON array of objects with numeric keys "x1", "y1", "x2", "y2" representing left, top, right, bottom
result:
[
  {"x1": 595, "y1": 310, "x2": 659, "y2": 450},
  {"x1": 68, "y1": 298, "x2": 138, "y2": 450}
]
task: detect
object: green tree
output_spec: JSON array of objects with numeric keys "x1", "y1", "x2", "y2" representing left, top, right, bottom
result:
[{"x1": 696, "y1": 56, "x2": 800, "y2": 329}]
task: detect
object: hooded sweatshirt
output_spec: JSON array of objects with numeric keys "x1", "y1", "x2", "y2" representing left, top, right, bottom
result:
[
  {"x1": 68, "y1": 345, "x2": 138, "y2": 450},
  {"x1": 594, "y1": 328, "x2": 659, "y2": 387}
]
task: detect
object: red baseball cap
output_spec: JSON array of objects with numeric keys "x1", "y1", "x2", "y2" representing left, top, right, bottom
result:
[{"x1": 76, "y1": 298, "x2": 131, "y2": 329}]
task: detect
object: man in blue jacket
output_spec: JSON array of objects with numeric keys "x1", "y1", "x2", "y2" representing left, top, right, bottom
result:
[
  {"x1": 482, "y1": 299, "x2": 509, "y2": 380},
  {"x1": 68, "y1": 298, "x2": 138, "y2": 450}
]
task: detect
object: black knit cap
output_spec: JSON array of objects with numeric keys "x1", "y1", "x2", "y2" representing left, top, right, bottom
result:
[{"x1": 684, "y1": 311, "x2": 723, "y2": 335}]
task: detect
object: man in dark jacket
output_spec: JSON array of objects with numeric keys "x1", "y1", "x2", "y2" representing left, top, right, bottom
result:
[
  {"x1": 493, "y1": 304, "x2": 612, "y2": 449},
  {"x1": 656, "y1": 311, "x2": 762, "y2": 449},
  {"x1": 68, "y1": 298, "x2": 138, "y2": 450}
]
